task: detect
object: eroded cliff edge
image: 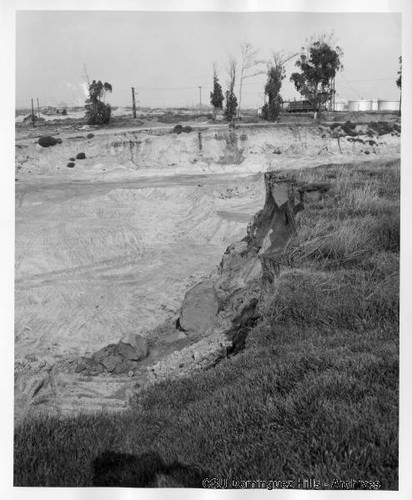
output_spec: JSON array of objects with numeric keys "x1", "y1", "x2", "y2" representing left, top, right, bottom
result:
[
  {"x1": 146, "y1": 172, "x2": 329, "y2": 384},
  {"x1": 15, "y1": 171, "x2": 330, "y2": 421}
]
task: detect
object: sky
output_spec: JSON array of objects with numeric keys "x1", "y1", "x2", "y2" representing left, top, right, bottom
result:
[{"x1": 15, "y1": 10, "x2": 401, "y2": 109}]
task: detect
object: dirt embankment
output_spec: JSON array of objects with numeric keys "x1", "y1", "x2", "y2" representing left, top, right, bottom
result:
[
  {"x1": 15, "y1": 121, "x2": 400, "y2": 183},
  {"x1": 14, "y1": 120, "x2": 400, "y2": 423}
]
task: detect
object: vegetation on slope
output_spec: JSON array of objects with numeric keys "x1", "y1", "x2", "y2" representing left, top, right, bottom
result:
[{"x1": 14, "y1": 159, "x2": 399, "y2": 489}]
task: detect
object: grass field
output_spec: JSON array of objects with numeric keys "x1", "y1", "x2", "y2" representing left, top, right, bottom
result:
[{"x1": 14, "y1": 159, "x2": 399, "y2": 489}]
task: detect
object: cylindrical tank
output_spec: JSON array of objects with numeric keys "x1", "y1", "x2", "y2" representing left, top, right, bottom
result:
[
  {"x1": 348, "y1": 100, "x2": 373, "y2": 111},
  {"x1": 377, "y1": 100, "x2": 400, "y2": 111},
  {"x1": 334, "y1": 101, "x2": 346, "y2": 111}
]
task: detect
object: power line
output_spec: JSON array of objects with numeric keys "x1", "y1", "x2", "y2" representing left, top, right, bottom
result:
[
  {"x1": 339, "y1": 74, "x2": 363, "y2": 99},
  {"x1": 134, "y1": 86, "x2": 205, "y2": 90},
  {"x1": 343, "y1": 77, "x2": 394, "y2": 82}
]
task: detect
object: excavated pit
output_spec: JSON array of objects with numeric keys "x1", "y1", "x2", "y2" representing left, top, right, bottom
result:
[{"x1": 14, "y1": 122, "x2": 400, "y2": 422}]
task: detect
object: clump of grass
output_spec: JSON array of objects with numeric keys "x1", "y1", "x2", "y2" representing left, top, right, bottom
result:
[{"x1": 259, "y1": 266, "x2": 398, "y2": 331}]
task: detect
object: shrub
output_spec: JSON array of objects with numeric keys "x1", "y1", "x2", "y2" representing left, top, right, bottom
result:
[
  {"x1": 172, "y1": 124, "x2": 183, "y2": 134},
  {"x1": 341, "y1": 121, "x2": 358, "y2": 136}
]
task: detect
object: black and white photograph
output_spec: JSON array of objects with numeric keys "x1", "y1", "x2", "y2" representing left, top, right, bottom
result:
[{"x1": 2, "y1": 0, "x2": 411, "y2": 497}]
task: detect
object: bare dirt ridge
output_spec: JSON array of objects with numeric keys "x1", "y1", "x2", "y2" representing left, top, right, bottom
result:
[{"x1": 14, "y1": 116, "x2": 400, "y2": 423}]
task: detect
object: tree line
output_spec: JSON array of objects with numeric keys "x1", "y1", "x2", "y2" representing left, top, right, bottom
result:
[
  {"x1": 84, "y1": 33, "x2": 402, "y2": 126},
  {"x1": 210, "y1": 33, "x2": 344, "y2": 124}
]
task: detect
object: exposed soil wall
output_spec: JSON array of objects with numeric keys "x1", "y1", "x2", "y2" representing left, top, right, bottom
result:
[{"x1": 15, "y1": 122, "x2": 400, "y2": 182}]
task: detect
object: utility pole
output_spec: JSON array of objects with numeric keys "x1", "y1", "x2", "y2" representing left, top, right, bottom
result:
[
  {"x1": 31, "y1": 98, "x2": 35, "y2": 127},
  {"x1": 198, "y1": 86, "x2": 202, "y2": 109},
  {"x1": 329, "y1": 77, "x2": 336, "y2": 111},
  {"x1": 131, "y1": 87, "x2": 137, "y2": 118},
  {"x1": 37, "y1": 98, "x2": 40, "y2": 118}
]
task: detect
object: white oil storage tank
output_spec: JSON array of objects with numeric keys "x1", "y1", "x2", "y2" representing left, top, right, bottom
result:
[
  {"x1": 378, "y1": 100, "x2": 399, "y2": 111},
  {"x1": 348, "y1": 100, "x2": 373, "y2": 111},
  {"x1": 334, "y1": 101, "x2": 346, "y2": 111}
]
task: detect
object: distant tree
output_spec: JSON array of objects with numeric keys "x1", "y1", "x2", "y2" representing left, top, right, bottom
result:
[
  {"x1": 396, "y1": 56, "x2": 402, "y2": 116},
  {"x1": 396, "y1": 56, "x2": 402, "y2": 89},
  {"x1": 210, "y1": 63, "x2": 224, "y2": 119},
  {"x1": 262, "y1": 52, "x2": 285, "y2": 122},
  {"x1": 290, "y1": 33, "x2": 343, "y2": 118},
  {"x1": 85, "y1": 80, "x2": 112, "y2": 125},
  {"x1": 224, "y1": 56, "x2": 238, "y2": 126},
  {"x1": 237, "y1": 42, "x2": 265, "y2": 119}
]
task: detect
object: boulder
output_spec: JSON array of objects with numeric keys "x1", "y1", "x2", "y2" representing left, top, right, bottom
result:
[
  {"x1": 76, "y1": 152, "x2": 86, "y2": 160},
  {"x1": 38, "y1": 136, "x2": 62, "y2": 148},
  {"x1": 179, "y1": 280, "x2": 219, "y2": 335},
  {"x1": 67, "y1": 162, "x2": 75, "y2": 168},
  {"x1": 126, "y1": 334, "x2": 149, "y2": 360},
  {"x1": 92, "y1": 345, "x2": 120, "y2": 372}
]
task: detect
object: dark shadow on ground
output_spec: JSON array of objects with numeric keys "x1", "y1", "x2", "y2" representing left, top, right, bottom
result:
[{"x1": 92, "y1": 450, "x2": 207, "y2": 487}]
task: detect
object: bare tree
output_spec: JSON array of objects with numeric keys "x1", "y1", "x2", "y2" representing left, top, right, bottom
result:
[
  {"x1": 82, "y1": 63, "x2": 91, "y2": 87},
  {"x1": 237, "y1": 42, "x2": 265, "y2": 119}
]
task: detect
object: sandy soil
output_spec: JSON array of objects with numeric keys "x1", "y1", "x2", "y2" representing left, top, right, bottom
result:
[
  {"x1": 14, "y1": 120, "x2": 400, "y2": 420},
  {"x1": 15, "y1": 175, "x2": 263, "y2": 363}
]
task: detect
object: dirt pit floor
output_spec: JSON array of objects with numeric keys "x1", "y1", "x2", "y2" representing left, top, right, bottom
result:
[{"x1": 14, "y1": 121, "x2": 400, "y2": 420}]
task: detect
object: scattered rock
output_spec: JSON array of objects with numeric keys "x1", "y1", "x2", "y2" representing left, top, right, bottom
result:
[
  {"x1": 87, "y1": 133, "x2": 95, "y2": 139},
  {"x1": 75, "y1": 357, "x2": 104, "y2": 375},
  {"x1": 84, "y1": 341, "x2": 144, "y2": 375},
  {"x1": 38, "y1": 136, "x2": 62, "y2": 148},
  {"x1": 69, "y1": 157, "x2": 75, "y2": 161},
  {"x1": 76, "y1": 152, "x2": 86, "y2": 160},
  {"x1": 117, "y1": 341, "x2": 142, "y2": 361}
]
